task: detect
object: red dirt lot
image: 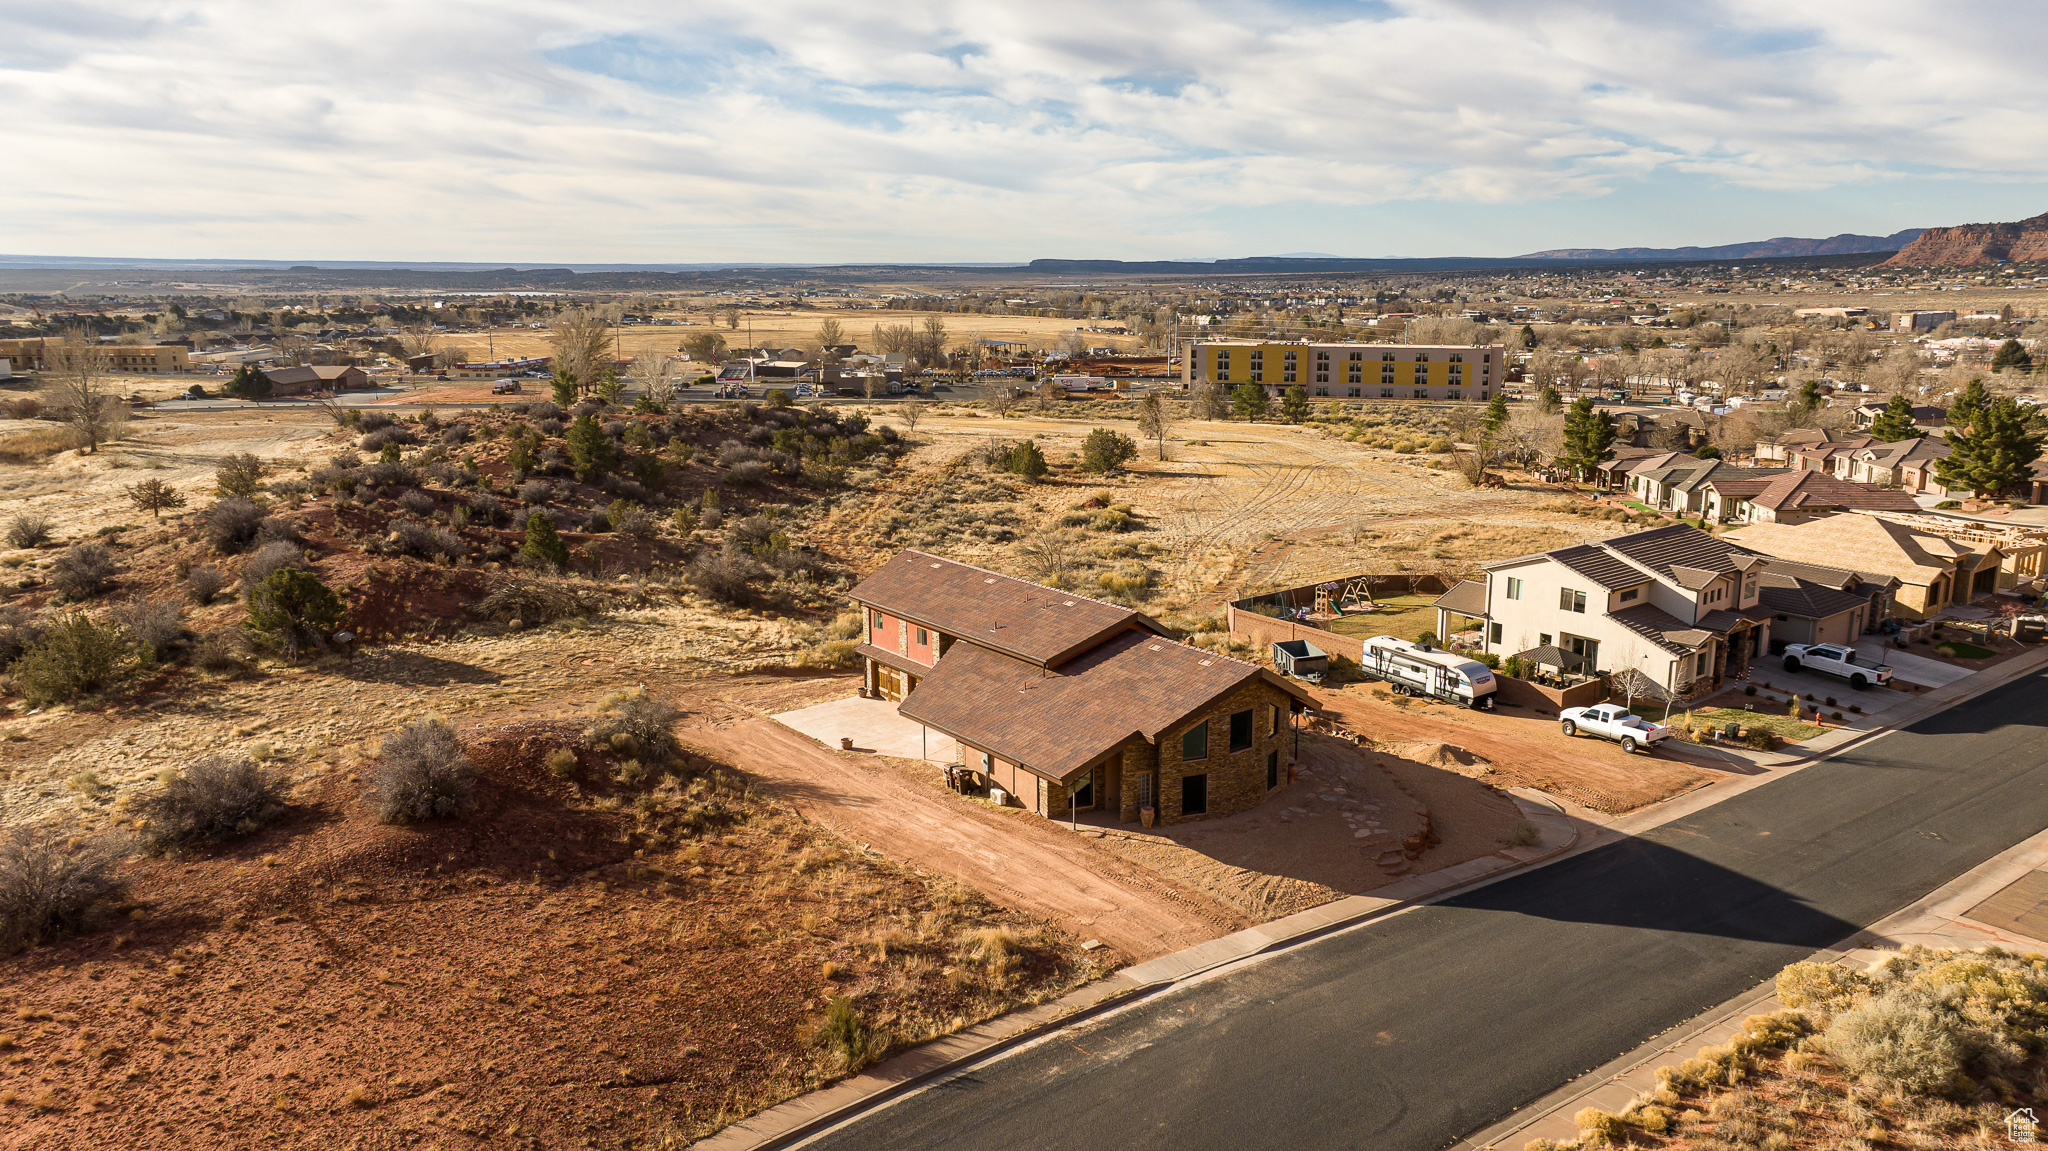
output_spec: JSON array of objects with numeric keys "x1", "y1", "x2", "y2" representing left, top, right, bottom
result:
[
  {"x1": 0, "y1": 718, "x2": 1100, "y2": 1150},
  {"x1": 1311, "y1": 682, "x2": 1717, "y2": 813}
]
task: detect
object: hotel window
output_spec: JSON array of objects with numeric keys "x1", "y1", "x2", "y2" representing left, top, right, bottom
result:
[
  {"x1": 1450, "y1": 353, "x2": 1463, "y2": 363},
  {"x1": 1348, "y1": 351, "x2": 1363, "y2": 361},
  {"x1": 1348, "y1": 387, "x2": 1361, "y2": 397},
  {"x1": 1506, "y1": 577, "x2": 1522, "y2": 599},
  {"x1": 1283, "y1": 352, "x2": 1297, "y2": 364},
  {"x1": 1479, "y1": 390, "x2": 1488, "y2": 400},
  {"x1": 1315, "y1": 372, "x2": 1329, "y2": 383},
  {"x1": 1380, "y1": 388, "x2": 1395, "y2": 398},
  {"x1": 1382, "y1": 352, "x2": 1396, "y2": 362},
  {"x1": 1413, "y1": 388, "x2": 1428, "y2": 399},
  {"x1": 1315, "y1": 386, "x2": 1329, "y2": 396},
  {"x1": 1315, "y1": 352, "x2": 1329, "y2": 363},
  {"x1": 1447, "y1": 390, "x2": 1462, "y2": 400},
  {"x1": 1283, "y1": 371, "x2": 1296, "y2": 382},
  {"x1": 1415, "y1": 354, "x2": 1430, "y2": 364},
  {"x1": 1560, "y1": 588, "x2": 1587, "y2": 613}
]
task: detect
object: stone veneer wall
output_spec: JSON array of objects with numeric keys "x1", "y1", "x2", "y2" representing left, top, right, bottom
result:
[{"x1": 1120, "y1": 680, "x2": 1294, "y2": 825}]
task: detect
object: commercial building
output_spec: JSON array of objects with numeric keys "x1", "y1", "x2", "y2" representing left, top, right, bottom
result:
[
  {"x1": 0, "y1": 339, "x2": 190, "y2": 374},
  {"x1": 1891, "y1": 311, "x2": 1957, "y2": 333},
  {"x1": 1184, "y1": 340, "x2": 1503, "y2": 402}
]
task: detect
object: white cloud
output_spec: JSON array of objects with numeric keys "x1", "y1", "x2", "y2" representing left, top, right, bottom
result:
[{"x1": 1, "y1": 0, "x2": 2044, "y2": 260}]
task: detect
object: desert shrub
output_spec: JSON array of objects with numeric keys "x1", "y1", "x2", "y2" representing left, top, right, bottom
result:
[
  {"x1": 688, "y1": 548, "x2": 767, "y2": 604},
  {"x1": 726, "y1": 459, "x2": 771, "y2": 486},
  {"x1": 357, "y1": 460, "x2": 419, "y2": 489},
  {"x1": 193, "y1": 629, "x2": 255, "y2": 673},
  {"x1": 244, "y1": 568, "x2": 346, "y2": 658},
  {"x1": 115, "y1": 594, "x2": 186, "y2": 663},
  {"x1": 1775, "y1": 961, "x2": 1868, "y2": 1021},
  {"x1": 50, "y1": 541, "x2": 118, "y2": 601},
  {"x1": 1825, "y1": 994, "x2": 1964, "y2": 1094},
  {"x1": 0, "y1": 828, "x2": 125, "y2": 954},
  {"x1": 4, "y1": 513, "x2": 52, "y2": 550},
  {"x1": 214, "y1": 451, "x2": 266, "y2": 497},
  {"x1": 612, "y1": 505, "x2": 658, "y2": 542},
  {"x1": 11, "y1": 613, "x2": 135, "y2": 706},
  {"x1": 585, "y1": 691, "x2": 681, "y2": 766},
  {"x1": 535, "y1": 417, "x2": 565, "y2": 437},
  {"x1": 465, "y1": 491, "x2": 507, "y2": 525},
  {"x1": 519, "y1": 512, "x2": 569, "y2": 568},
  {"x1": 135, "y1": 755, "x2": 288, "y2": 853},
  {"x1": 1080, "y1": 427, "x2": 1139, "y2": 473},
  {"x1": 374, "y1": 720, "x2": 477, "y2": 824},
  {"x1": 358, "y1": 426, "x2": 417, "y2": 452},
  {"x1": 516, "y1": 479, "x2": 555, "y2": 505},
  {"x1": 397, "y1": 489, "x2": 436, "y2": 516},
  {"x1": 385, "y1": 521, "x2": 464, "y2": 561},
  {"x1": 440, "y1": 423, "x2": 472, "y2": 446},
  {"x1": 185, "y1": 565, "x2": 229, "y2": 605},
  {"x1": 200, "y1": 497, "x2": 267, "y2": 553},
  {"x1": 471, "y1": 579, "x2": 614, "y2": 624},
  {"x1": 239, "y1": 540, "x2": 307, "y2": 591},
  {"x1": 580, "y1": 509, "x2": 612, "y2": 533},
  {"x1": 0, "y1": 610, "x2": 45, "y2": 665}
]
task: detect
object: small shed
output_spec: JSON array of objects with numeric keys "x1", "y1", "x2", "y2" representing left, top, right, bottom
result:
[{"x1": 1272, "y1": 639, "x2": 1329, "y2": 682}]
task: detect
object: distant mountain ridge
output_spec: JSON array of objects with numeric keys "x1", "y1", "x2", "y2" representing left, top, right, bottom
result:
[
  {"x1": 1519, "y1": 229, "x2": 1923, "y2": 262},
  {"x1": 1882, "y1": 211, "x2": 2048, "y2": 266}
]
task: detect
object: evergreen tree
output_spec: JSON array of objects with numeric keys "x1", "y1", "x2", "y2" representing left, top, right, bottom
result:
[
  {"x1": 1556, "y1": 396, "x2": 1616, "y2": 480},
  {"x1": 1935, "y1": 397, "x2": 2044, "y2": 496},
  {"x1": 519, "y1": 512, "x2": 569, "y2": 568},
  {"x1": 1231, "y1": 383, "x2": 1270, "y2": 421},
  {"x1": 551, "y1": 369, "x2": 579, "y2": 407},
  {"x1": 1279, "y1": 385, "x2": 1310, "y2": 423},
  {"x1": 565, "y1": 414, "x2": 618, "y2": 481},
  {"x1": 224, "y1": 364, "x2": 272, "y2": 400},
  {"x1": 1520, "y1": 324, "x2": 1538, "y2": 349},
  {"x1": 243, "y1": 568, "x2": 346, "y2": 659},
  {"x1": 1483, "y1": 393, "x2": 1510, "y2": 434},
  {"x1": 1006, "y1": 439, "x2": 1048, "y2": 479},
  {"x1": 1537, "y1": 384, "x2": 1561, "y2": 414},
  {"x1": 1992, "y1": 339, "x2": 2033, "y2": 374},
  {"x1": 1947, "y1": 377, "x2": 1990, "y2": 432},
  {"x1": 1866, "y1": 393, "x2": 1925, "y2": 442}
]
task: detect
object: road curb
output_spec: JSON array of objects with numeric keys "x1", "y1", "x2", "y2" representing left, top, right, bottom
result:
[{"x1": 692, "y1": 797, "x2": 1583, "y2": 1151}]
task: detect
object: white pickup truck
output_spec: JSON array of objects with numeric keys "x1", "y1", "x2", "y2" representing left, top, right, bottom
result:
[
  {"x1": 1559, "y1": 704, "x2": 1671, "y2": 753},
  {"x1": 1781, "y1": 643, "x2": 1893, "y2": 690}
]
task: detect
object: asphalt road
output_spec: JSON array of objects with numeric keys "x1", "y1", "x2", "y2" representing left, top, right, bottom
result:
[{"x1": 808, "y1": 669, "x2": 2048, "y2": 1151}]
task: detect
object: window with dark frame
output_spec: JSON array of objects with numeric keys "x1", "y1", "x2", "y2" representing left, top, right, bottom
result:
[
  {"x1": 1181, "y1": 723, "x2": 1208, "y2": 761},
  {"x1": 1228, "y1": 709, "x2": 1253, "y2": 753}
]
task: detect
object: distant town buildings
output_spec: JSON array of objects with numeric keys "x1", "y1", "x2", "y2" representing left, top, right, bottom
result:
[{"x1": 1184, "y1": 340, "x2": 1503, "y2": 402}]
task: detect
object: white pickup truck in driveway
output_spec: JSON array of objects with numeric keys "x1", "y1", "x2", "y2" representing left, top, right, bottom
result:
[
  {"x1": 1781, "y1": 643, "x2": 1893, "y2": 690},
  {"x1": 1558, "y1": 704, "x2": 1671, "y2": 753}
]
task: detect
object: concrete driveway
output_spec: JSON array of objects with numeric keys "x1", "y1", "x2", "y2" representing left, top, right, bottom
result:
[
  {"x1": 1852, "y1": 640, "x2": 1973, "y2": 688},
  {"x1": 772, "y1": 694, "x2": 959, "y2": 763},
  {"x1": 1748, "y1": 657, "x2": 1917, "y2": 718}
]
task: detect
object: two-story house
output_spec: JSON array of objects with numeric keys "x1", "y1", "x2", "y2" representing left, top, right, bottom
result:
[
  {"x1": 1726, "y1": 515, "x2": 2003, "y2": 619},
  {"x1": 1834, "y1": 437, "x2": 1953, "y2": 497},
  {"x1": 1698, "y1": 470, "x2": 1922, "y2": 525},
  {"x1": 849, "y1": 550, "x2": 1316, "y2": 826},
  {"x1": 1478, "y1": 525, "x2": 1779, "y2": 697}
]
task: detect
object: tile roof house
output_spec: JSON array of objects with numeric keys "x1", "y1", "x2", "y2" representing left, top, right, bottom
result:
[
  {"x1": 1725, "y1": 514, "x2": 2004, "y2": 619},
  {"x1": 1753, "y1": 427, "x2": 1831, "y2": 465},
  {"x1": 261, "y1": 364, "x2": 370, "y2": 395},
  {"x1": 1833, "y1": 437, "x2": 1953, "y2": 497},
  {"x1": 1474, "y1": 524, "x2": 1895, "y2": 697},
  {"x1": 1701, "y1": 470, "x2": 1924, "y2": 525},
  {"x1": 1623, "y1": 455, "x2": 1788, "y2": 517},
  {"x1": 849, "y1": 550, "x2": 1316, "y2": 826}
]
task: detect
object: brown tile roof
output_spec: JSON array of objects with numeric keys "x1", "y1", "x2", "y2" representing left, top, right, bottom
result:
[
  {"x1": 1601, "y1": 524, "x2": 1769, "y2": 582},
  {"x1": 1747, "y1": 471, "x2": 1921, "y2": 513},
  {"x1": 1607, "y1": 604, "x2": 1715, "y2": 654},
  {"x1": 1432, "y1": 578, "x2": 1489, "y2": 619},
  {"x1": 853, "y1": 642, "x2": 925, "y2": 676},
  {"x1": 897, "y1": 632, "x2": 1314, "y2": 781},
  {"x1": 848, "y1": 549, "x2": 1167, "y2": 667},
  {"x1": 1545, "y1": 543, "x2": 1646, "y2": 590},
  {"x1": 1761, "y1": 558, "x2": 1899, "y2": 593},
  {"x1": 1755, "y1": 572, "x2": 1873, "y2": 620}
]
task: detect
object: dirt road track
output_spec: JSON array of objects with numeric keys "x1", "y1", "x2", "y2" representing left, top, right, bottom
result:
[{"x1": 678, "y1": 710, "x2": 1250, "y2": 961}]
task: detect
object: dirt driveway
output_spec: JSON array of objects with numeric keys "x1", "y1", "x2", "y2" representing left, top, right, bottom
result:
[
  {"x1": 1311, "y1": 681, "x2": 1716, "y2": 814},
  {"x1": 672, "y1": 683, "x2": 1251, "y2": 962}
]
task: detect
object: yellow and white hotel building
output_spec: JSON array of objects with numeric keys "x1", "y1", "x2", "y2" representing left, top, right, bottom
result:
[{"x1": 1184, "y1": 341, "x2": 1502, "y2": 402}]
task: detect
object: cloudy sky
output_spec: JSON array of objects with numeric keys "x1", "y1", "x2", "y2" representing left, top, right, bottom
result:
[{"x1": 5, "y1": 0, "x2": 2047, "y2": 264}]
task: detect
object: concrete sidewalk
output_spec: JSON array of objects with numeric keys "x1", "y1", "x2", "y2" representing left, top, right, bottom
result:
[
  {"x1": 1454, "y1": 824, "x2": 2048, "y2": 1151},
  {"x1": 692, "y1": 791, "x2": 1585, "y2": 1151}
]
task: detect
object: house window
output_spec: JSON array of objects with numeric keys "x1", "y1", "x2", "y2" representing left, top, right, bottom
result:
[
  {"x1": 1506, "y1": 577, "x2": 1523, "y2": 600},
  {"x1": 1229, "y1": 710, "x2": 1253, "y2": 752},
  {"x1": 1267, "y1": 751, "x2": 1279, "y2": 789},
  {"x1": 1619, "y1": 588, "x2": 1638, "y2": 602},
  {"x1": 915, "y1": 627, "x2": 928, "y2": 645},
  {"x1": 981, "y1": 751, "x2": 993, "y2": 773},
  {"x1": 1743, "y1": 579, "x2": 1756, "y2": 600},
  {"x1": 1268, "y1": 702, "x2": 1281, "y2": 735},
  {"x1": 872, "y1": 613, "x2": 886, "y2": 633},
  {"x1": 1540, "y1": 633, "x2": 1552, "y2": 646},
  {"x1": 1181, "y1": 773, "x2": 1209, "y2": 816},
  {"x1": 1181, "y1": 723, "x2": 1208, "y2": 761},
  {"x1": 1560, "y1": 588, "x2": 1587, "y2": 613},
  {"x1": 1489, "y1": 622, "x2": 1503, "y2": 644},
  {"x1": 1696, "y1": 653, "x2": 1711, "y2": 676}
]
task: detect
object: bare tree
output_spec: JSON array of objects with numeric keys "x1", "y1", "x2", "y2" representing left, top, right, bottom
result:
[
  {"x1": 1189, "y1": 379, "x2": 1230, "y2": 421},
  {"x1": 1135, "y1": 393, "x2": 1173, "y2": 460},
  {"x1": 1403, "y1": 316, "x2": 1489, "y2": 346},
  {"x1": 397, "y1": 323, "x2": 440, "y2": 363},
  {"x1": 1017, "y1": 531, "x2": 1076, "y2": 588},
  {"x1": 549, "y1": 309, "x2": 613, "y2": 394},
  {"x1": 722, "y1": 307, "x2": 742, "y2": 331},
  {"x1": 871, "y1": 324, "x2": 915, "y2": 354},
  {"x1": 898, "y1": 400, "x2": 927, "y2": 436},
  {"x1": 631, "y1": 350, "x2": 680, "y2": 405},
  {"x1": 683, "y1": 331, "x2": 728, "y2": 364},
  {"x1": 912, "y1": 314, "x2": 948, "y2": 369},
  {"x1": 41, "y1": 333, "x2": 127, "y2": 453}
]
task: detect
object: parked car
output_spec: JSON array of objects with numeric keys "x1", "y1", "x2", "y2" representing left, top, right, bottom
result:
[
  {"x1": 1781, "y1": 643, "x2": 1893, "y2": 689},
  {"x1": 1558, "y1": 704, "x2": 1670, "y2": 753},
  {"x1": 490, "y1": 379, "x2": 521, "y2": 394}
]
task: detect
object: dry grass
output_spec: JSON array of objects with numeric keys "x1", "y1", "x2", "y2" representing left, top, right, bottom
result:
[{"x1": 0, "y1": 426, "x2": 81, "y2": 465}]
